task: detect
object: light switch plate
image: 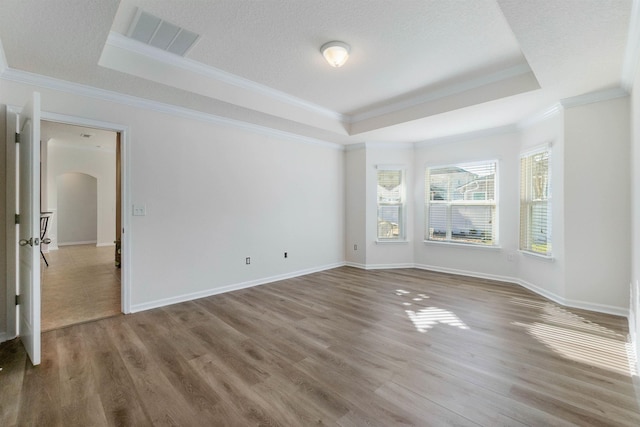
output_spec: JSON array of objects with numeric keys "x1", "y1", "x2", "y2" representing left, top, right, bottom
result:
[{"x1": 133, "y1": 204, "x2": 146, "y2": 216}]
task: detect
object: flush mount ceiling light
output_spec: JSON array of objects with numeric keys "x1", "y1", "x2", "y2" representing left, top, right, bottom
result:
[{"x1": 320, "y1": 41, "x2": 350, "y2": 67}]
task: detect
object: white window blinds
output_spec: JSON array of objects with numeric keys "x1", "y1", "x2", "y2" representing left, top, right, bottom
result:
[
  {"x1": 426, "y1": 162, "x2": 497, "y2": 245},
  {"x1": 520, "y1": 149, "x2": 551, "y2": 255},
  {"x1": 377, "y1": 168, "x2": 405, "y2": 240}
]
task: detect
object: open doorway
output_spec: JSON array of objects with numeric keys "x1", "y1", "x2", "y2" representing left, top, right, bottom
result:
[{"x1": 39, "y1": 120, "x2": 122, "y2": 331}]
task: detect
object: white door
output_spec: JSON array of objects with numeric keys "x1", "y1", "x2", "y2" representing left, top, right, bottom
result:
[{"x1": 17, "y1": 92, "x2": 42, "y2": 366}]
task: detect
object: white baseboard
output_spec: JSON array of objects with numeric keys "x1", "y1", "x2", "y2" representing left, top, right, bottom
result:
[
  {"x1": 96, "y1": 242, "x2": 116, "y2": 247},
  {"x1": 346, "y1": 262, "x2": 414, "y2": 270},
  {"x1": 345, "y1": 262, "x2": 367, "y2": 269},
  {"x1": 0, "y1": 332, "x2": 9, "y2": 344},
  {"x1": 346, "y1": 261, "x2": 629, "y2": 317},
  {"x1": 130, "y1": 261, "x2": 346, "y2": 313},
  {"x1": 413, "y1": 263, "x2": 629, "y2": 318},
  {"x1": 58, "y1": 240, "x2": 97, "y2": 246}
]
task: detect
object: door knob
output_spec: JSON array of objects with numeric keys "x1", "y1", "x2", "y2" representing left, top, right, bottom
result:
[
  {"x1": 42, "y1": 238, "x2": 51, "y2": 244},
  {"x1": 19, "y1": 238, "x2": 33, "y2": 246}
]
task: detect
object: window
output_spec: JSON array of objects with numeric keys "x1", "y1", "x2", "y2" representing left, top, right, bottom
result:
[
  {"x1": 520, "y1": 149, "x2": 551, "y2": 256},
  {"x1": 426, "y1": 161, "x2": 497, "y2": 245},
  {"x1": 377, "y1": 168, "x2": 405, "y2": 240}
]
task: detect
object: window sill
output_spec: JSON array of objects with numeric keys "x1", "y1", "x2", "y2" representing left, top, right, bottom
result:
[
  {"x1": 376, "y1": 239, "x2": 410, "y2": 245},
  {"x1": 423, "y1": 240, "x2": 502, "y2": 250},
  {"x1": 520, "y1": 250, "x2": 555, "y2": 261}
]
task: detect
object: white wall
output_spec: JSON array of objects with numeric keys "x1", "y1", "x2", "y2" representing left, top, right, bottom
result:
[
  {"x1": 46, "y1": 141, "x2": 116, "y2": 248},
  {"x1": 345, "y1": 146, "x2": 366, "y2": 266},
  {"x1": 413, "y1": 131, "x2": 521, "y2": 280},
  {"x1": 366, "y1": 143, "x2": 414, "y2": 267},
  {"x1": 343, "y1": 100, "x2": 630, "y2": 317},
  {"x1": 518, "y1": 111, "x2": 566, "y2": 301},
  {"x1": 56, "y1": 172, "x2": 98, "y2": 245},
  {"x1": 564, "y1": 97, "x2": 630, "y2": 312},
  {"x1": 0, "y1": 105, "x2": 7, "y2": 339},
  {"x1": 630, "y1": 68, "x2": 640, "y2": 368},
  {"x1": 0, "y1": 78, "x2": 345, "y2": 323}
]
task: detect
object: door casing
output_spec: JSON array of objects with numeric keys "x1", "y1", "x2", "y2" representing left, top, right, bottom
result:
[{"x1": 5, "y1": 108, "x2": 131, "y2": 339}]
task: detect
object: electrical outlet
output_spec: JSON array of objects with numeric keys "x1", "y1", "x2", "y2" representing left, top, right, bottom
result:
[
  {"x1": 132, "y1": 204, "x2": 146, "y2": 216},
  {"x1": 245, "y1": 257, "x2": 251, "y2": 265},
  {"x1": 354, "y1": 244, "x2": 358, "y2": 250},
  {"x1": 284, "y1": 252, "x2": 288, "y2": 258}
]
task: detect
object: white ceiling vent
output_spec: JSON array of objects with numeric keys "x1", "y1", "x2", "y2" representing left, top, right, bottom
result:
[{"x1": 127, "y1": 9, "x2": 199, "y2": 56}]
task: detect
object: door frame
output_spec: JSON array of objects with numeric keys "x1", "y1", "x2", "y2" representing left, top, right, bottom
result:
[{"x1": 5, "y1": 109, "x2": 131, "y2": 338}]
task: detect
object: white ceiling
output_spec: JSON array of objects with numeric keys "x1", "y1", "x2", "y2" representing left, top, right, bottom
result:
[
  {"x1": 42, "y1": 121, "x2": 117, "y2": 152},
  {"x1": 0, "y1": 0, "x2": 635, "y2": 145}
]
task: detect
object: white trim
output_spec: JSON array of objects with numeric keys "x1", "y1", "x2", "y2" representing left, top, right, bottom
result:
[
  {"x1": 344, "y1": 143, "x2": 365, "y2": 152},
  {"x1": 415, "y1": 124, "x2": 519, "y2": 148},
  {"x1": 622, "y1": 0, "x2": 640, "y2": 91},
  {"x1": 57, "y1": 240, "x2": 98, "y2": 246},
  {"x1": 96, "y1": 242, "x2": 115, "y2": 247},
  {"x1": 0, "y1": 38, "x2": 7, "y2": 73},
  {"x1": 346, "y1": 262, "x2": 630, "y2": 318},
  {"x1": 375, "y1": 164, "x2": 405, "y2": 170},
  {"x1": 519, "y1": 250, "x2": 554, "y2": 261},
  {"x1": 375, "y1": 240, "x2": 410, "y2": 245},
  {"x1": 38, "y1": 110, "x2": 132, "y2": 315},
  {"x1": 348, "y1": 263, "x2": 415, "y2": 270},
  {"x1": 366, "y1": 142, "x2": 415, "y2": 150},
  {"x1": 518, "y1": 104, "x2": 563, "y2": 130},
  {"x1": 345, "y1": 262, "x2": 367, "y2": 269},
  {"x1": 423, "y1": 240, "x2": 502, "y2": 250},
  {"x1": 1, "y1": 68, "x2": 343, "y2": 151},
  {"x1": 129, "y1": 261, "x2": 346, "y2": 313},
  {"x1": 520, "y1": 142, "x2": 552, "y2": 158},
  {"x1": 350, "y1": 64, "x2": 534, "y2": 123},
  {"x1": 106, "y1": 32, "x2": 346, "y2": 122},
  {"x1": 413, "y1": 263, "x2": 628, "y2": 317},
  {"x1": 560, "y1": 87, "x2": 629, "y2": 109}
]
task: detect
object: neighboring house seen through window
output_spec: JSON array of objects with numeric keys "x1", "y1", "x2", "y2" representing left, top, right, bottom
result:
[
  {"x1": 377, "y1": 168, "x2": 405, "y2": 240},
  {"x1": 520, "y1": 148, "x2": 551, "y2": 256},
  {"x1": 426, "y1": 161, "x2": 497, "y2": 245}
]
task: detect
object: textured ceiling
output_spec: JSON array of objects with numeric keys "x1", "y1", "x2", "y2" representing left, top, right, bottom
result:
[
  {"x1": 0, "y1": 0, "x2": 635, "y2": 145},
  {"x1": 42, "y1": 121, "x2": 117, "y2": 152}
]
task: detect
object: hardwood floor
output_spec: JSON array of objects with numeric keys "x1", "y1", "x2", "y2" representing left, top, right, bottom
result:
[
  {"x1": 2, "y1": 267, "x2": 639, "y2": 426},
  {"x1": 41, "y1": 244, "x2": 121, "y2": 331}
]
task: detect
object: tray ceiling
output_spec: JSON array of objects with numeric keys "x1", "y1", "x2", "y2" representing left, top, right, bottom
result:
[{"x1": 0, "y1": 0, "x2": 634, "y2": 144}]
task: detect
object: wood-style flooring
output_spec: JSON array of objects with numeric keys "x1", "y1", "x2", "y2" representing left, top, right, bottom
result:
[
  {"x1": 2, "y1": 267, "x2": 640, "y2": 426},
  {"x1": 41, "y1": 244, "x2": 121, "y2": 331}
]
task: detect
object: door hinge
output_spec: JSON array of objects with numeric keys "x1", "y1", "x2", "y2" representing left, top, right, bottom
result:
[
  {"x1": 15, "y1": 214, "x2": 20, "y2": 224},
  {"x1": 15, "y1": 132, "x2": 20, "y2": 143},
  {"x1": 15, "y1": 295, "x2": 20, "y2": 305}
]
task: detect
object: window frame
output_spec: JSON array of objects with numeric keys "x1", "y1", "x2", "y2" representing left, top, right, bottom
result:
[
  {"x1": 425, "y1": 160, "x2": 499, "y2": 247},
  {"x1": 376, "y1": 165, "x2": 406, "y2": 242},
  {"x1": 519, "y1": 146, "x2": 552, "y2": 257}
]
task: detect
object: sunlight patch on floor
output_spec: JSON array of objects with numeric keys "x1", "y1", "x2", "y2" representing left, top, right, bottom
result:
[
  {"x1": 511, "y1": 298, "x2": 636, "y2": 377},
  {"x1": 395, "y1": 289, "x2": 469, "y2": 333}
]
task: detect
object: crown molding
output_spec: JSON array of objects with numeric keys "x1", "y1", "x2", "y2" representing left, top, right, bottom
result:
[
  {"x1": 622, "y1": 0, "x2": 640, "y2": 91},
  {"x1": 517, "y1": 103, "x2": 563, "y2": 130},
  {"x1": 560, "y1": 87, "x2": 629, "y2": 109},
  {"x1": 349, "y1": 63, "x2": 534, "y2": 124},
  {"x1": 0, "y1": 67, "x2": 343, "y2": 150},
  {"x1": 365, "y1": 141, "x2": 415, "y2": 150},
  {"x1": 414, "y1": 124, "x2": 519, "y2": 149},
  {"x1": 106, "y1": 32, "x2": 346, "y2": 123},
  {"x1": 344, "y1": 142, "x2": 366, "y2": 151}
]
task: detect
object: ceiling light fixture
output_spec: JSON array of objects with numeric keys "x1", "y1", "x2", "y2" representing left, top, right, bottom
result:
[{"x1": 320, "y1": 41, "x2": 350, "y2": 68}]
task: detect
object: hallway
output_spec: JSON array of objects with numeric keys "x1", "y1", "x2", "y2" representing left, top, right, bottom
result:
[{"x1": 41, "y1": 244, "x2": 121, "y2": 331}]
